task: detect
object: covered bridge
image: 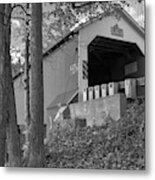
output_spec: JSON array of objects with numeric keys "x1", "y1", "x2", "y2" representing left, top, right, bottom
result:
[{"x1": 14, "y1": 8, "x2": 145, "y2": 134}]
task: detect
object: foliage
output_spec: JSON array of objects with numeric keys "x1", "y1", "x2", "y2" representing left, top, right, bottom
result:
[
  {"x1": 10, "y1": 1, "x2": 144, "y2": 77},
  {"x1": 46, "y1": 97, "x2": 145, "y2": 170},
  {"x1": 11, "y1": 1, "x2": 144, "y2": 59}
]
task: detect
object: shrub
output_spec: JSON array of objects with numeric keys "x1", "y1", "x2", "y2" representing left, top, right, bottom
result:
[{"x1": 46, "y1": 97, "x2": 145, "y2": 170}]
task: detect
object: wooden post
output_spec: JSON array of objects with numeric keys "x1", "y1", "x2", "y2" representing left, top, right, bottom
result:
[
  {"x1": 108, "y1": 82, "x2": 118, "y2": 96},
  {"x1": 94, "y1": 85, "x2": 100, "y2": 99},
  {"x1": 101, "y1": 84, "x2": 107, "y2": 98},
  {"x1": 83, "y1": 88, "x2": 87, "y2": 102},
  {"x1": 125, "y1": 78, "x2": 136, "y2": 98},
  {"x1": 88, "y1": 87, "x2": 94, "y2": 101}
]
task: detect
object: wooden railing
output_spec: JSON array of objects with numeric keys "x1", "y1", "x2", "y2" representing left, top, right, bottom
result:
[{"x1": 82, "y1": 77, "x2": 145, "y2": 102}]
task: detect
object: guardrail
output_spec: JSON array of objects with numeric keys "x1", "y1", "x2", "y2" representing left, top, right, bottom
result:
[{"x1": 82, "y1": 77, "x2": 145, "y2": 102}]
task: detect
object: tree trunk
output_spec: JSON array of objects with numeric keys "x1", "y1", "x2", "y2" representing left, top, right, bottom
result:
[
  {"x1": 27, "y1": 3, "x2": 45, "y2": 167},
  {"x1": 0, "y1": 4, "x2": 7, "y2": 167},
  {"x1": 23, "y1": 3, "x2": 31, "y2": 160},
  {"x1": 5, "y1": 4, "x2": 21, "y2": 167},
  {"x1": 25, "y1": 3, "x2": 30, "y2": 127}
]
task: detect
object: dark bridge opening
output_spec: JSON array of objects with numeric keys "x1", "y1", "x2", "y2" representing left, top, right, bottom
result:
[{"x1": 88, "y1": 36, "x2": 144, "y2": 87}]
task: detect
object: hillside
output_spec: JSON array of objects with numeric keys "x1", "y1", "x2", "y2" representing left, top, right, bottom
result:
[{"x1": 46, "y1": 97, "x2": 145, "y2": 170}]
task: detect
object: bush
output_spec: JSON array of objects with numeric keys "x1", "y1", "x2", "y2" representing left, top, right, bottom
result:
[{"x1": 46, "y1": 97, "x2": 145, "y2": 170}]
